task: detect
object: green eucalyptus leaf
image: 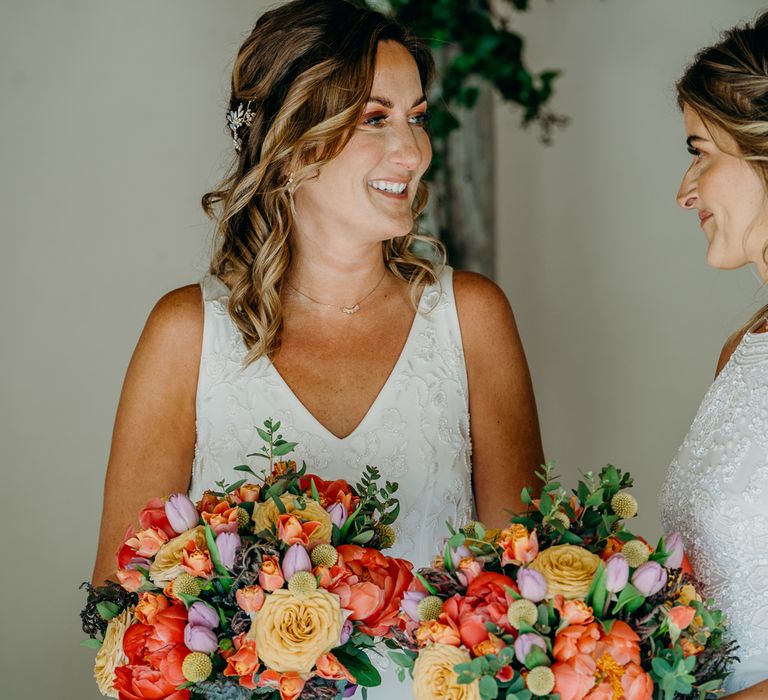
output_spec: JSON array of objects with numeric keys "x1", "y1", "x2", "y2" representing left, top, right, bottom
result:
[
  {"x1": 96, "y1": 602, "x2": 119, "y2": 621},
  {"x1": 81, "y1": 638, "x2": 102, "y2": 649},
  {"x1": 478, "y1": 675, "x2": 499, "y2": 698}
]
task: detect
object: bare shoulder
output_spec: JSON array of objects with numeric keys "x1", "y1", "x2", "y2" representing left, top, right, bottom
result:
[
  {"x1": 452, "y1": 270, "x2": 519, "y2": 349},
  {"x1": 138, "y1": 284, "x2": 203, "y2": 359}
]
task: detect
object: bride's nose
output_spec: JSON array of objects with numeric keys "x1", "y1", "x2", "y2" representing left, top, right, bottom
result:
[{"x1": 676, "y1": 165, "x2": 698, "y2": 209}]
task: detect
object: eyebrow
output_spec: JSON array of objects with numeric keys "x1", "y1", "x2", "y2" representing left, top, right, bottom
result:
[
  {"x1": 367, "y1": 95, "x2": 427, "y2": 109},
  {"x1": 686, "y1": 135, "x2": 709, "y2": 147}
]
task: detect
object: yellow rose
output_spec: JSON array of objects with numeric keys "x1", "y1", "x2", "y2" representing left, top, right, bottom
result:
[
  {"x1": 250, "y1": 589, "x2": 343, "y2": 673},
  {"x1": 149, "y1": 525, "x2": 207, "y2": 586},
  {"x1": 413, "y1": 644, "x2": 480, "y2": 700},
  {"x1": 252, "y1": 494, "x2": 332, "y2": 546},
  {"x1": 529, "y1": 544, "x2": 600, "y2": 600},
  {"x1": 93, "y1": 608, "x2": 133, "y2": 697}
]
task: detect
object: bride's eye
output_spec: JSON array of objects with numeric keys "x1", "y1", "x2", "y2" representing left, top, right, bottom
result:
[
  {"x1": 409, "y1": 111, "x2": 431, "y2": 126},
  {"x1": 687, "y1": 146, "x2": 702, "y2": 158},
  {"x1": 362, "y1": 113, "x2": 387, "y2": 127}
]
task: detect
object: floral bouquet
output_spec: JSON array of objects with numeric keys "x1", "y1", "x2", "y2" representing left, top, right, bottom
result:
[
  {"x1": 388, "y1": 464, "x2": 737, "y2": 700},
  {"x1": 81, "y1": 420, "x2": 414, "y2": 700}
]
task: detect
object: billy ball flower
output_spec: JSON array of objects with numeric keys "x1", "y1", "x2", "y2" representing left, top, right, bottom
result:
[
  {"x1": 416, "y1": 596, "x2": 443, "y2": 621},
  {"x1": 610, "y1": 491, "x2": 638, "y2": 519},
  {"x1": 526, "y1": 666, "x2": 555, "y2": 696},
  {"x1": 621, "y1": 539, "x2": 651, "y2": 568},
  {"x1": 171, "y1": 573, "x2": 201, "y2": 598},
  {"x1": 288, "y1": 571, "x2": 318, "y2": 598},
  {"x1": 507, "y1": 599, "x2": 538, "y2": 629},
  {"x1": 311, "y1": 543, "x2": 338, "y2": 567},
  {"x1": 182, "y1": 652, "x2": 213, "y2": 683}
]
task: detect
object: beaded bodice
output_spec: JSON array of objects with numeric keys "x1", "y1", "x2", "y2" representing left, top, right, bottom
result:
[{"x1": 660, "y1": 328, "x2": 768, "y2": 693}]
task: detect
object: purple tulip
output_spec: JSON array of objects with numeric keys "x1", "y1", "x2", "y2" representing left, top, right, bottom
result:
[
  {"x1": 343, "y1": 685, "x2": 358, "y2": 698},
  {"x1": 514, "y1": 633, "x2": 547, "y2": 665},
  {"x1": 605, "y1": 554, "x2": 630, "y2": 593},
  {"x1": 664, "y1": 532, "x2": 684, "y2": 570},
  {"x1": 165, "y1": 493, "x2": 199, "y2": 533},
  {"x1": 450, "y1": 544, "x2": 471, "y2": 567},
  {"x1": 126, "y1": 557, "x2": 153, "y2": 571},
  {"x1": 401, "y1": 590, "x2": 426, "y2": 621},
  {"x1": 188, "y1": 601, "x2": 219, "y2": 629},
  {"x1": 517, "y1": 568, "x2": 547, "y2": 603},
  {"x1": 216, "y1": 532, "x2": 241, "y2": 570},
  {"x1": 632, "y1": 561, "x2": 668, "y2": 597},
  {"x1": 282, "y1": 543, "x2": 312, "y2": 580},
  {"x1": 327, "y1": 502, "x2": 348, "y2": 529},
  {"x1": 339, "y1": 619, "x2": 353, "y2": 645},
  {"x1": 184, "y1": 623, "x2": 218, "y2": 653}
]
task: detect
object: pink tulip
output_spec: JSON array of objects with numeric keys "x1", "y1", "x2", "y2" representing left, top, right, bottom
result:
[
  {"x1": 164, "y1": 493, "x2": 200, "y2": 533},
  {"x1": 605, "y1": 555, "x2": 629, "y2": 593},
  {"x1": 449, "y1": 544, "x2": 471, "y2": 567},
  {"x1": 188, "y1": 601, "x2": 219, "y2": 629},
  {"x1": 327, "y1": 502, "x2": 348, "y2": 529},
  {"x1": 517, "y1": 568, "x2": 547, "y2": 602},
  {"x1": 216, "y1": 532, "x2": 241, "y2": 570},
  {"x1": 632, "y1": 561, "x2": 667, "y2": 597},
  {"x1": 282, "y1": 543, "x2": 312, "y2": 580},
  {"x1": 664, "y1": 532, "x2": 684, "y2": 569},
  {"x1": 339, "y1": 619, "x2": 353, "y2": 645},
  {"x1": 514, "y1": 633, "x2": 548, "y2": 665},
  {"x1": 401, "y1": 590, "x2": 426, "y2": 621},
  {"x1": 184, "y1": 623, "x2": 218, "y2": 653}
]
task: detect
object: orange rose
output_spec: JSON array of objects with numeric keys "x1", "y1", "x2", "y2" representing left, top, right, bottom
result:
[
  {"x1": 236, "y1": 586, "x2": 266, "y2": 613},
  {"x1": 181, "y1": 539, "x2": 213, "y2": 578},
  {"x1": 680, "y1": 638, "x2": 705, "y2": 656},
  {"x1": 621, "y1": 662, "x2": 654, "y2": 700},
  {"x1": 197, "y1": 491, "x2": 224, "y2": 514},
  {"x1": 595, "y1": 620, "x2": 640, "y2": 666},
  {"x1": 259, "y1": 556, "x2": 285, "y2": 591},
  {"x1": 224, "y1": 635, "x2": 260, "y2": 689},
  {"x1": 299, "y1": 475, "x2": 357, "y2": 511},
  {"x1": 276, "y1": 513, "x2": 322, "y2": 547},
  {"x1": 315, "y1": 653, "x2": 356, "y2": 683},
  {"x1": 117, "y1": 568, "x2": 144, "y2": 593},
  {"x1": 138, "y1": 497, "x2": 177, "y2": 539},
  {"x1": 135, "y1": 592, "x2": 170, "y2": 625},
  {"x1": 668, "y1": 605, "x2": 696, "y2": 631},
  {"x1": 201, "y1": 501, "x2": 239, "y2": 535},
  {"x1": 554, "y1": 595, "x2": 594, "y2": 625},
  {"x1": 472, "y1": 633, "x2": 505, "y2": 657},
  {"x1": 415, "y1": 619, "x2": 462, "y2": 647},
  {"x1": 553, "y1": 623, "x2": 601, "y2": 663},
  {"x1": 232, "y1": 483, "x2": 261, "y2": 504},
  {"x1": 600, "y1": 537, "x2": 625, "y2": 561},
  {"x1": 278, "y1": 673, "x2": 306, "y2": 700},
  {"x1": 498, "y1": 524, "x2": 539, "y2": 566},
  {"x1": 330, "y1": 545, "x2": 413, "y2": 636},
  {"x1": 552, "y1": 653, "x2": 597, "y2": 700}
]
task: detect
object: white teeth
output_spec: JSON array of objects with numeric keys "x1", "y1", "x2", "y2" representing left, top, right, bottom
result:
[{"x1": 369, "y1": 180, "x2": 407, "y2": 194}]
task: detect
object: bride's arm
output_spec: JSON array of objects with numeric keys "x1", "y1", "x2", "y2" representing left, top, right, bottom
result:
[
  {"x1": 91, "y1": 285, "x2": 203, "y2": 585},
  {"x1": 454, "y1": 271, "x2": 544, "y2": 528},
  {"x1": 725, "y1": 681, "x2": 768, "y2": 700}
]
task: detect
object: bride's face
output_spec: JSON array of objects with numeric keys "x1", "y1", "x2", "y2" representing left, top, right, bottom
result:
[
  {"x1": 676, "y1": 105, "x2": 768, "y2": 279},
  {"x1": 292, "y1": 40, "x2": 431, "y2": 246}
]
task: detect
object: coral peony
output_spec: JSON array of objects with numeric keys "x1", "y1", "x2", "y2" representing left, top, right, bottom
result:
[
  {"x1": 113, "y1": 665, "x2": 190, "y2": 700},
  {"x1": 552, "y1": 653, "x2": 597, "y2": 700},
  {"x1": 553, "y1": 623, "x2": 601, "y2": 663}
]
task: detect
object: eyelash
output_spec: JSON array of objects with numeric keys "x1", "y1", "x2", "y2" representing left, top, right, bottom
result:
[
  {"x1": 687, "y1": 147, "x2": 702, "y2": 158},
  {"x1": 362, "y1": 112, "x2": 431, "y2": 127}
]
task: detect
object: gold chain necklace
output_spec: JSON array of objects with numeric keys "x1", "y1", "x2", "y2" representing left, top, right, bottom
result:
[{"x1": 285, "y1": 269, "x2": 387, "y2": 315}]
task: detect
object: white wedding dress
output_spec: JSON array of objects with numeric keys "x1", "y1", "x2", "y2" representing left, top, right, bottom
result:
[
  {"x1": 189, "y1": 265, "x2": 475, "y2": 698},
  {"x1": 660, "y1": 323, "x2": 768, "y2": 694}
]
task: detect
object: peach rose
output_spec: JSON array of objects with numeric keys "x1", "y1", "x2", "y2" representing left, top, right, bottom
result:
[
  {"x1": 530, "y1": 545, "x2": 601, "y2": 600},
  {"x1": 473, "y1": 633, "x2": 506, "y2": 657},
  {"x1": 250, "y1": 589, "x2": 343, "y2": 674},
  {"x1": 93, "y1": 608, "x2": 133, "y2": 697},
  {"x1": 181, "y1": 539, "x2": 213, "y2": 578},
  {"x1": 552, "y1": 653, "x2": 597, "y2": 700},
  {"x1": 231, "y1": 483, "x2": 261, "y2": 504},
  {"x1": 412, "y1": 644, "x2": 480, "y2": 700},
  {"x1": 554, "y1": 595, "x2": 594, "y2": 625},
  {"x1": 498, "y1": 524, "x2": 539, "y2": 566},
  {"x1": 201, "y1": 501, "x2": 239, "y2": 535},
  {"x1": 125, "y1": 527, "x2": 169, "y2": 558},
  {"x1": 135, "y1": 592, "x2": 170, "y2": 625},
  {"x1": 278, "y1": 673, "x2": 306, "y2": 700},
  {"x1": 415, "y1": 619, "x2": 462, "y2": 647},
  {"x1": 252, "y1": 494, "x2": 332, "y2": 546},
  {"x1": 259, "y1": 556, "x2": 285, "y2": 591},
  {"x1": 315, "y1": 653, "x2": 356, "y2": 683},
  {"x1": 149, "y1": 526, "x2": 207, "y2": 586},
  {"x1": 298, "y1": 475, "x2": 357, "y2": 511},
  {"x1": 236, "y1": 585, "x2": 266, "y2": 613},
  {"x1": 276, "y1": 513, "x2": 322, "y2": 547},
  {"x1": 117, "y1": 568, "x2": 144, "y2": 593}
]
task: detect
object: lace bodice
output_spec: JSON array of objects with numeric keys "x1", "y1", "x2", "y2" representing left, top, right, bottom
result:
[{"x1": 660, "y1": 328, "x2": 768, "y2": 693}]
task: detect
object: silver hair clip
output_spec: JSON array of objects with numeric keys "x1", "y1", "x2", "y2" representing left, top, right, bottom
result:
[{"x1": 226, "y1": 101, "x2": 255, "y2": 152}]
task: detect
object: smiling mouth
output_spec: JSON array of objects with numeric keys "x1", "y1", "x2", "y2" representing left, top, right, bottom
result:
[
  {"x1": 698, "y1": 211, "x2": 713, "y2": 226},
  {"x1": 368, "y1": 180, "x2": 409, "y2": 199}
]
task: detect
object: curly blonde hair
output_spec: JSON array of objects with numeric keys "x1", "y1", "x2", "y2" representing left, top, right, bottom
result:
[
  {"x1": 202, "y1": 0, "x2": 445, "y2": 363},
  {"x1": 677, "y1": 11, "x2": 768, "y2": 329}
]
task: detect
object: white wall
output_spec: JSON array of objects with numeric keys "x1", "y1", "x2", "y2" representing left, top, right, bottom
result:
[{"x1": 0, "y1": 1, "x2": 764, "y2": 698}]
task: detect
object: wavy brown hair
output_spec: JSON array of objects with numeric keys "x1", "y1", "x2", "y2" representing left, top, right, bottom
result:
[
  {"x1": 677, "y1": 11, "x2": 768, "y2": 330},
  {"x1": 202, "y1": 0, "x2": 444, "y2": 363}
]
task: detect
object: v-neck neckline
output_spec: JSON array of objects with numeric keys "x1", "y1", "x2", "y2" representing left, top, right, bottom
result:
[{"x1": 264, "y1": 287, "x2": 430, "y2": 442}]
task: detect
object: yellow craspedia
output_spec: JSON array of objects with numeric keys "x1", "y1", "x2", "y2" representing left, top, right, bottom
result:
[
  {"x1": 182, "y1": 652, "x2": 213, "y2": 682},
  {"x1": 610, "y1": 491, "x2": 638, "y2": 519},
  {"x1": 288, "y1": 571, "x2": 318, "y2": 598},
  {"x1": 236, "y1": 507, "x2": 251, "y2": 530},
  {"x1": 417, "y1": 596, "x2": 444, "y2": 622},
  {"x1": 527, "y1": 666, "x2": 555, "y2": 696},
  {"x1": 310, "y1": 543, "x2": 338, "y2": 567},
  {"x1": 507, "y1": 599, "x2": 538, "y2": 629},
  {"x1": 172, "y1": 573, "x2": 201, "y2": 597},
  {"x1": 374, "y1": 522, "x2": 396, "y2": 549},
  {"x1": 621, "y1": 539, "x2": 651, "y2": 567},
  {"x1": 551, "y1": 511, "x2": 571, "y2": 529}
]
